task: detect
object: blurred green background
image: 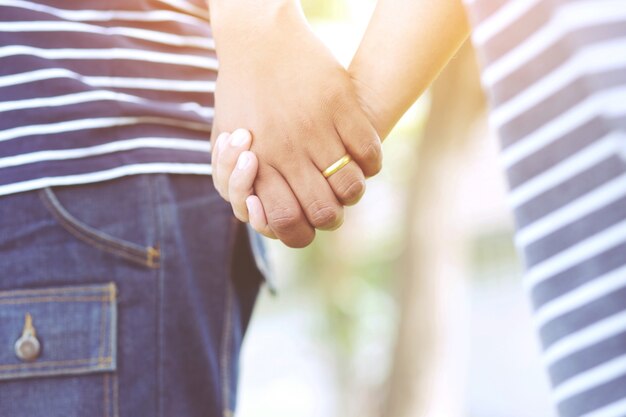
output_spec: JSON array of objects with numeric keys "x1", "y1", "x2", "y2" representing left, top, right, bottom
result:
[{"x1": 236, "y1": 2, "x2": 557, "y2": 416}]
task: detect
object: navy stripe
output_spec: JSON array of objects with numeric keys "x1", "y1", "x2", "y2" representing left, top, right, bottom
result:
[
  {"x1": 524, "y1": 195, "x2": 626, "y2": 265},
  {"x1": 514, "y1": 156, "x2": 625, "y2": 228},
  {"x1": 506, "y1": 116, "x2": 619, "y2": 188},
  {"x1": 0, "y1": 127, "x2": 211, "y2": 158},
  {"x1": 490, "y1": 22, "x2": 626, "y2": 106},
  {"x1": 0, "y1": 77, "x2": 215, "y2": 108},
  {"x1": 499, "y1": 69, "x2": 626, "y2": 149},
  {"x1": 0, "y1": 9, "x2": 212, "y2": 37},
  {"x1": 530, "y1": 241, "x2": 626, "y2": 308},
  {"x1": 0, "y1": 54, "x2": 217, "y2": 82},
  {"x1": 549, "y1": 331, "x2": 626, "y2": 386},
  {"x1": 0, "y1": 29, "x2": 216, "y2": 56},
  {"x1": 0, "y1": 147, "x2": 211, "y2": 186},
  {"x1": 0, "y1": 99, "x2": 212, "y2": 132},
  {"x1": 557, "y1": 372, "x2": 626, "y2": 416},
  {"x1": 479, "y1": 0, "x2": 552, "y2": 62},
  {"x1": 540, "y1": 288, "x2": 626, "y2": 347}
]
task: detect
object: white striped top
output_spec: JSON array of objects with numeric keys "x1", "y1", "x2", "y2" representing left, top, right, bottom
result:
[
  {"x1": 0, "y1": 0, "x2": 216, "y2": 197},
  {"x1": 464, "y1": 0, "x2": 626, "y2": 416}
]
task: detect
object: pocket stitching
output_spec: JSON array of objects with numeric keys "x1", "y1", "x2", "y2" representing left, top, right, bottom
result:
[
  {"x1": 39, "y1": 188, "x2": 159, "y2": 269},
  {"x1": 0, "y1": 284, "x2": 114, "y2": 298},
  {"x1": 0, "y1": 296, "x2": 109, "y2": 304},
  {"x1": 0, "y1": 357, "x2": 113, "y2": 371}
]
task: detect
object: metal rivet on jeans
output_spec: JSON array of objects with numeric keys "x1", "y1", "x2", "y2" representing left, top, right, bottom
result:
[{"x1": 15, "y1": 313, "x2": 41, "y2": 362}]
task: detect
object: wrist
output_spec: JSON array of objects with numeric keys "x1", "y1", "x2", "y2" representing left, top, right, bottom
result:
[
  {"x1": 348, "y1": 70, "x2": 394, "y2": 140},
  {"x1": 210, "y1": 0, "x2": 303, "y2": 54}
]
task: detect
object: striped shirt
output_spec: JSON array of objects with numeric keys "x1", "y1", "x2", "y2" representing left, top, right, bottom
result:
[
  {"x1": 0, "y1": 0, "x2": 216, "y2": 197},
  {"x1": 463, "y1": 0, "x2": 626, "y2": 416}
]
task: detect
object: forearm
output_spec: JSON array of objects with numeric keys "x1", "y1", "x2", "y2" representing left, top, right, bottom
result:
[{"x1": 349, "y1": 0, "x2": 470, "y2": 138}]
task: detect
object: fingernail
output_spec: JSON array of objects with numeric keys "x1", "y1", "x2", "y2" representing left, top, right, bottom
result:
[
  {"x1": 230, "y1": 129, "x2": 250, "y2": 147},
  {"x1": 237, "y1": 152, "x2": 251, "y2": 170},
  {"x1": 245, "y1": 196, "x2": 255, "y2": 215}
]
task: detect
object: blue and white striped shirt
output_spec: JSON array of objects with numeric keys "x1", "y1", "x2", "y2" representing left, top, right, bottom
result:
[
  {"x1": 465, "y1": 0, "x2": 626, "y2": 415},
  {"x1": 0, "y1": 0, "x2": 216, "y2": 196}
]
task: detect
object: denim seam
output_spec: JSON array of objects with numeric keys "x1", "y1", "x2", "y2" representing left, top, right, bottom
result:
[
  {"x1": 104, "y1": 373, "x2": 110, "y2": 417},
  {"x1": 0, "y1": 367, "x2": 113, "y2": 381},
  {"x1": 0, "y1": 285, "x2": 112, "y2": 298},
  {"x1": 220, "y1": 281, "x2": 234, "y2": 417},
  {"x1": 0, "y1": 296, "x2": 109, "y2": 304},
  {"x1": 0, "y1": 357, "x2": 112, "y2": 371},
  {"x1": 220, "y1": 218, "x2": 239, "y2": 417},
  {"x1": 39, "y1": 188, "x2": 159, "y2": 269},
  {"x1": 113, "y1": 373, "x2": 120, "y2": 417},
  {"x1": 98, "y1": 293, "x2": 108, "y2": 364},
  {"x1": 149, "y1": 175, "x2": 165, "y2": 417},
  {"x1": 108, "y1": 283, "x2": 117, "y2": 361}
]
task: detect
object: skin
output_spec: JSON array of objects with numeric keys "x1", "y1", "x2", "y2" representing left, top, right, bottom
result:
[
  {"x1": 211, "y1": 0, "x2": 471, "y2": 247},
  {"x1": 208, "y1": 0, "x2": 383, "y2": 248}
]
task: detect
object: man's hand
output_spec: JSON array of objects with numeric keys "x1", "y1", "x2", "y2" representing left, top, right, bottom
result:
[{"x1": 209, "y1": 0, "x2": 382, "y2": 248}]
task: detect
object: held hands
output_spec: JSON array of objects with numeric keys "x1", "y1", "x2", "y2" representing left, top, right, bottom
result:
[
  {"x1": 210, "y1": 2, "x2": 382, "y2": 247},
  {"x1": 211, "y1": 70, "x2": 382, "y2": 246}
]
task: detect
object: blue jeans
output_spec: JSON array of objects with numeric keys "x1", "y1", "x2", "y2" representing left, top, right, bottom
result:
[{"x1": 0, "y1": 174, "x2": 262, "y2": 417}]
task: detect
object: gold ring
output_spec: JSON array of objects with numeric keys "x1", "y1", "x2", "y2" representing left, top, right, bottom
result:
[{"x1": 322, "y1": 155, "x2": 352, "y2": 178}]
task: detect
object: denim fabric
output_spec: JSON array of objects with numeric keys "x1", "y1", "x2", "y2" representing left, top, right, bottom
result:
[{"x1": 0, "y1": 174, "x2": 263, "y2": 417}]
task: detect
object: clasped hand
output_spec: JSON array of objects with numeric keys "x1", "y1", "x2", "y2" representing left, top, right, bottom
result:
[{"x1": 210, "y1": 5, "x2": 382, "y2": 248}]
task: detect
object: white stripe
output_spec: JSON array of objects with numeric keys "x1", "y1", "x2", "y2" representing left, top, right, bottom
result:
[
  {"x1": 491, "y1": 38, "x2": 626, "y2": 128},
  {"x1": 0, "y1": 137, "x2": 211, "y2": 169},
  {"x1": 580, "y1": 397, "x2": 626, "y2": 417},
  {"x1": 535, "y1": 264, "x2": 626, "y2": 328},
  {"x1": 0, "y1": 68, "x2": 216, "y2": 92},
  {"x1": 482, "y1": 0, "x2": 626, "y2": 86},
  {"x1": 524, "y1": 220, "x2": 626, "y2": 289},
  {"x1": 509, "y1": 133, "x2": 621, "y2": 208},
  {"x1": 155, "y1": 0, "x2": 210, "y2": 20},
  {"x1": 0, "y1": 45, "x2": 218, "y2": 70},
  {"x1": 0, "y1": 116, "x2": 211, "y2": 143},
  {"x1": 553, "y1": 353, "x2": 626, "y2": 403},
  {"x1": 472, "y1": 0, "x2": 543, "y2": 45},
  {"x1": 0, "y1": 163, "x2": 212, "y2": 196},
  {"x1": 543, "y1": 309, "x2": 626, "y2": 366},
  {"x1": 516, "y1": 174, "x2": 626, "y2": 247},
  {"x1": 0, "y1": 21, "x2": 215, "y2": 50},
  {"x1": 501, "y1": 87, "x2": 626, "y2": 168},
  {"x1": 0, "y1": 0, "x2": 208, "y2": 26},
  {"x1": 85, "y1": 75, "x2": 215, "y2": 92},
  {"x1": 0, "y1": 90, "x2": 214, "y2": 119}
]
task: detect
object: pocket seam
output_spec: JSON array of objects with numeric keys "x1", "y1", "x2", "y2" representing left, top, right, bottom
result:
[
  {"x1": 39, "y1": 187, "x2": 160, "y2": 269},
  {"x1": 0, "y1": 357, "x2": 113, "y2": 371}
]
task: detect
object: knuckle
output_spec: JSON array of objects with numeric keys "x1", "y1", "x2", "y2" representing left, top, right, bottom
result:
[
  {"x1": 284, "y1": 231, "x2": 315, "y2": 249},
  {"x1": 307, "y1": 200, "x2": 341, "y2": 229},
  {"x1": 267, "y1": 205, "x2": 301, "y2": 234},
  {"x1": 359, "y1": 141, "x2": 383, "y2": 176},
  {"x1": 338, "y1": 177, "x2": 366, "y2": 205}
]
